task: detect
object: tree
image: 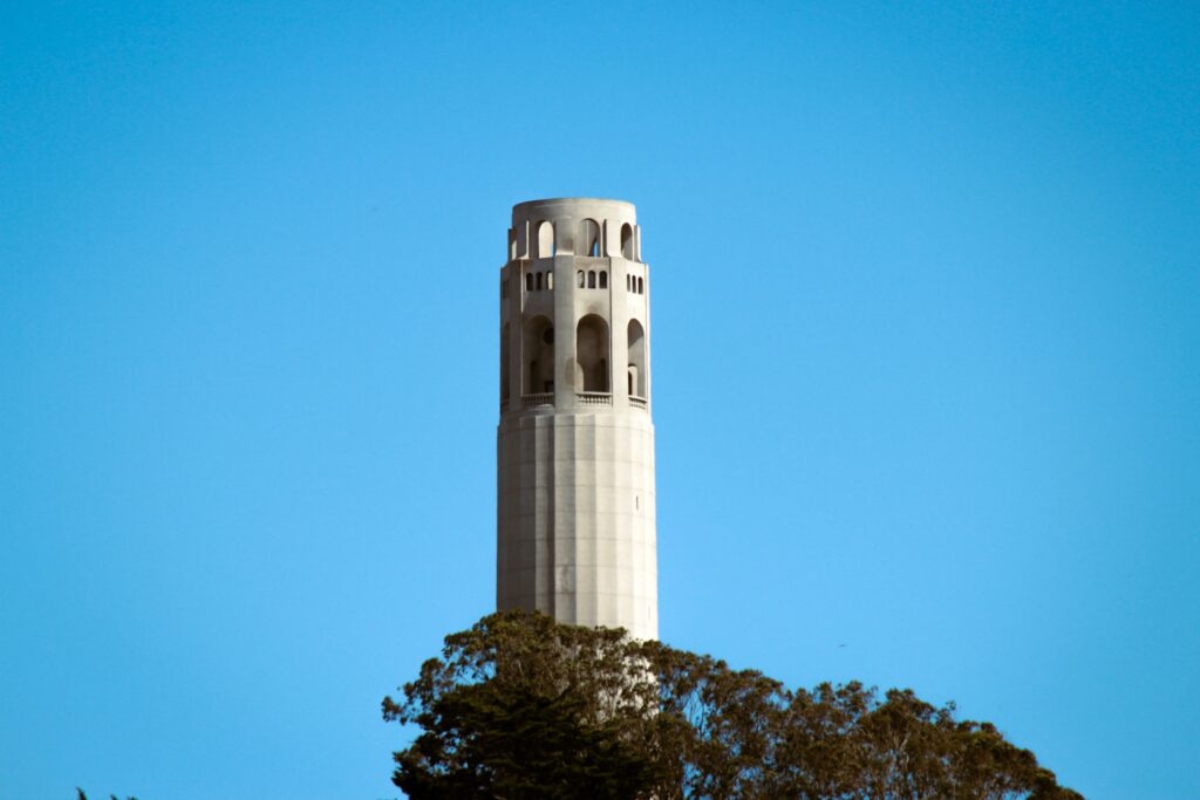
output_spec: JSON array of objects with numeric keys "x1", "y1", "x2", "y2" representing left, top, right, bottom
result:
[
  {"x1": 383, "y1": 611, "x2": 668, "y2": 798},
  {"x1": 384, "y1": 611, "x2": 1082, "y2": 799}
]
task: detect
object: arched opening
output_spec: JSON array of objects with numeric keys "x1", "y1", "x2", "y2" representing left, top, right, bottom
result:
[
  {"x1": 535, "y1": 272, "x2": 543, "y2": 291},
  {"x1": 599, "y1": 270, "x2": 608, "y2": 289},
  {"x1": 537, "y1": 220, "x2": 555, "y2": 258},
  {"x1": 576, "y1": 314, "x2": 610, "y2": 393},
  {"x1": 581, "y1": 218, "x2": 601, "y2": 257},
  {"x1": 627, "y1": 319, "x2": 646, "y2": 398},
  {"x1": 525, "y1": 273, "x2": 533, "y2": 292},
  {"x1": 546, "y1": 271, "x2": 553, "y2": 290},
  {"x1": 577, "y1": 270, "x2": 585, "y2": 288},
  {"x1": 523, "y1": 315, "x2": 555, "y2": 395},
  {"x1": 621, "y1": 223, "x2": 634, "y2": 259},
  {"x1": 638, "y1": 276, "x2": 644, "y2": 294},
  {"x1": 501, "y1": 323, "x2": 510, "y2": 401},
  {"x1": 587, "y1": 270, "x2": 596, "y2": 289}
]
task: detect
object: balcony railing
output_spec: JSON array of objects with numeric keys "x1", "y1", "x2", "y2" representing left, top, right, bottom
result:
[
  {"x1": 521, "y1": 393, "x2": 554, "y2": 409},
  {"x1": 514, "y1": 392, "x2": 647, "y2": 411},
  {"x1": 577, "y1": 392, "x2": 612, "y2": 406}
]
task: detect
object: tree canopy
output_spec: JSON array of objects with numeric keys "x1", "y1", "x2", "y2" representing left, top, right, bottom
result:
[{"x1": 384, "y1": 611, "x2": 1081, "y2": 799}]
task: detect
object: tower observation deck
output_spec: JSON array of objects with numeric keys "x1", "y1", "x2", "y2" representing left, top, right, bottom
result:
[{"x1": 496, "y1": 198, "x2": 657, "y2": 640}]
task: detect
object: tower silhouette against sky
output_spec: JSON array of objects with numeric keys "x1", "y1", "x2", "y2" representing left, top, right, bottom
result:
[{"x1": 497, "y1": 198, "x2": 657, "y2": 640}]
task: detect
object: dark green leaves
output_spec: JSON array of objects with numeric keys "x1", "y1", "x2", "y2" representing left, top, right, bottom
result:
[{"x1": 384, "y1": 611, "x2": 1081, "y2": 799}]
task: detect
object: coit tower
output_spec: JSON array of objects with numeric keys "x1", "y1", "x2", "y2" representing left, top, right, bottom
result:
[{"x1": 497, "y1": 198, "x2": 657, "y2": 641}]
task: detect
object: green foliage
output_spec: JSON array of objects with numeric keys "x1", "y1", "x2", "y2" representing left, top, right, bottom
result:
[
  {"x1": 385, "y1": 611, "x2": 1082, "y2": 799},
  {"x1": 383, "y1": 612, "x2": 666, "y2": 798}
]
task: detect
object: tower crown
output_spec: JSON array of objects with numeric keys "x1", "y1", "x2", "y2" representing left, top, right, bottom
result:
[
  {"x1": 508, "y1": 198, "x2": 641, "y2": 261},
  {"x1": 500, "y1": 197, "x2": 649, "y2": 416}
]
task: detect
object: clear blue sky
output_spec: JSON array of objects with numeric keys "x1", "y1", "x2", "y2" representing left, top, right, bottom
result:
[{"x1": 2, "y1": 2, "x2": 1196, "y2": 798}]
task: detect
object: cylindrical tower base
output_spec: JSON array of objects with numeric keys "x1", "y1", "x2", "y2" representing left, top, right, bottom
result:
[{"x1": 497, "y1": 411, "x2": 657, "y2": 641}]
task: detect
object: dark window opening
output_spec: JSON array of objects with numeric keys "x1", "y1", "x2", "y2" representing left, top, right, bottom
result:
[{"x1": 621, "y1": 223, "x2": 634, "y2": 259}]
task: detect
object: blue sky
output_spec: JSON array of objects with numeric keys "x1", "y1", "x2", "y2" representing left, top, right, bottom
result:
[{"x1": 2, "y1": 2, "x2": 1197, "y2": 798}]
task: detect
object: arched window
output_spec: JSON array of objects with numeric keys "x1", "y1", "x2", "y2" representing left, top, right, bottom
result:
[
  {"x1": 626, "y1": 274, "x2": 632, "y2": 292},
  {"x1": 546, "y1": 272, "x2": 553, "y2": 290},
  {"x1": 627, "y1": 319, "x2": 646, "y2": 398},
  {"x1": 523, "y1": 315, "x2": 555, "y2": 395},
  {"x1": 581, "y1": 218, "x2": 601, "y2": 257},
  {"x1": 621, "y1": 223, "x2": 634, "y2": 259},
  {"x1": 525, "y1": 273, "x2": 533, "y2": 292},
  {"x1": 587, "y1": 271, "x2": 596, "y2": 289},
  {"x1": 576, "y1": 314, "x2": 610, "y2": 393},
  {"x1": 535, "y1": 272, "x2": 543, "y2": 291},
  {"x1": 537, "y1": 220, "x2": 555, "y2": 258},
  {"x1": 599, "y1": 271, "x2": 608, "y2": 289},
  {"x1": 501, "y1": 278, "x2": 508, "y2": 299},
  {"x1": 638, "y1": 277, "x2": 644, "y2": 294},
  {"x1": 577, "y1": 270, "x2": 585, "y2": 288}
]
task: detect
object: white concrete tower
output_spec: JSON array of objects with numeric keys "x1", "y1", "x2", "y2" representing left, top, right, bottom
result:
[{"x1": 497, "y1": 198, "x2": 657, "y2": 641}]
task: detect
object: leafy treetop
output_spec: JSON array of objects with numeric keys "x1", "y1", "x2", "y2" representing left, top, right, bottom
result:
[{"x1": 384, "y1": 611, "x2": 1082, "y2": 800}]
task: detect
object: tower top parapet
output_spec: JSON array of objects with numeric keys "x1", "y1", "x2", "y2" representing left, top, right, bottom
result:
[
  {"x1": 508, "y1": 198, "x2": 641, "y2": 262},
  {"x1": 512, "y1": 197, "x2": 636, "y2": 225}
]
